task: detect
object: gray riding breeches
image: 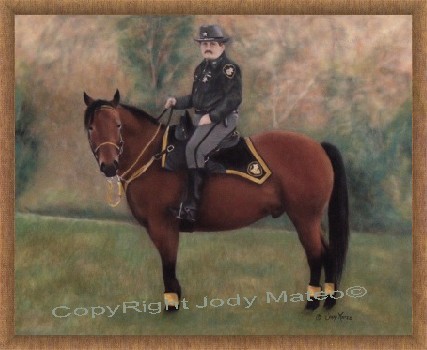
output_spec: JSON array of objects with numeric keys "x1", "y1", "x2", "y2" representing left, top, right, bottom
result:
[{"x1": 185, "y1": 112, "x2": 238, "y2": 169}]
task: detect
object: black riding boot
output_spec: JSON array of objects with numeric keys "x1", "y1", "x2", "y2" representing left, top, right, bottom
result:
[{"x1": 177, "y1": 168, "x2": 205, "y2": 222}]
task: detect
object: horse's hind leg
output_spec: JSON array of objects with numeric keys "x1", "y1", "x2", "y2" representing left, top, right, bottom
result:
[{"x1": 291, "y1": 215, "x2": 323, "y2": 310}]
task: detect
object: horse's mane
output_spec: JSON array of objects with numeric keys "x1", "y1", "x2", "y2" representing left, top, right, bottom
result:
[
  {"x1": 119, "y1": 103, "x2": 159, "y2": 125},
  {"x1": 84, "y1": 100, "x2": 159, "y2": 130}
]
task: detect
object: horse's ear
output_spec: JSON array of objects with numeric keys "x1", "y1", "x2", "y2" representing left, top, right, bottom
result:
[
  {"x1": 84, "y1": 92, "x2": 94, "y2": 106},
  {"x1": 112, "y1": 89, "x2": 120, "y2": 107}
]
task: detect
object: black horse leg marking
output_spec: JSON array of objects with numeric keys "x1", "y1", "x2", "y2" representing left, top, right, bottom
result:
[
  {"x1": 160, "y1": 250, "x2": 181, "y2": 312},
  {"x1": 305, "y1": 254, "x2": 322, "y2": 311},
  {"x1": 321, "y1": 237, "x2": 335, "y2": 282},
  {"x1": 291, "y1": 217, "x2": 323, "y2": 311},
  {"x1": 321, "y1": 238, "x2": 337, "y2": 309},
  {"x1": 162, "y1": 259, "x2": 181, "y2": 298},
  {"x1": 147, "y1": 220, "x2": 181, "y2": 311},
  {"x1": 308, "y1": 255, "x2": 322, "y2": 287}
]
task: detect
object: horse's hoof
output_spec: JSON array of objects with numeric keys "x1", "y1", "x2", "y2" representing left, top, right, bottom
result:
[
  {"x1": 164, "y1": 304, "x2": 179, "y2": 312},
  {"x1": 305, "y1": 299, "x2": 320, "y2": 310},
  {"x1": 323, "y1": 295, "x2": 337, "y2": 309}
]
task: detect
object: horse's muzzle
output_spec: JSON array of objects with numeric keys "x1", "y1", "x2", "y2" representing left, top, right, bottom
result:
[{"x1": 100, "y1": 161, "x2": 118, "y2": 177}]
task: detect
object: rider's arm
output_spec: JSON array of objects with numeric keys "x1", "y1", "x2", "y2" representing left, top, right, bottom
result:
[
  {"x1": 174, "y1": 95, "x2": 193, "y2": 110},
  {"x1": 209, "y1": 64, "x2": 242, "y2": 124}
]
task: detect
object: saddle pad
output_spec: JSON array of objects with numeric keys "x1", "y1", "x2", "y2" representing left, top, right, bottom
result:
[{"x1": 161, "y1": 126, "x2": 272, "y2": 184}]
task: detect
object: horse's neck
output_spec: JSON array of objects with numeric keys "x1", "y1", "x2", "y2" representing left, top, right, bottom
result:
[{"x1": 118, "y1": 108, "x2": 164, "y2": 174}]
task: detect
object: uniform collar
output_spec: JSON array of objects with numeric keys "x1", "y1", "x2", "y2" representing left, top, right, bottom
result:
[{"x1": 204, "y1": 51, "x2": 226, "y2": 70}]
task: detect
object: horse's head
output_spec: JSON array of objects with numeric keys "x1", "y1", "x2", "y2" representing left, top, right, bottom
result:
[{"x1": 84, "y1": 89, "x2": 123, "y2": 177}]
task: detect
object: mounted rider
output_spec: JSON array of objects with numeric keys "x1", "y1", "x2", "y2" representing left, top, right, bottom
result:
[{"x1": 165, "y1": 24, "x2": 242, "y2": 223}]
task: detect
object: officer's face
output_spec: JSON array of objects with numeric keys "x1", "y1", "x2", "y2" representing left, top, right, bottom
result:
[{"x1": 200, "y1": 41, "x2": 225, "y2": 60}]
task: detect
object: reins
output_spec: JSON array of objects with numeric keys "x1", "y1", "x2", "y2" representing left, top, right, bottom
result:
[{"x1": 105, "y1": 108, "x2": 174, "y2": 206}]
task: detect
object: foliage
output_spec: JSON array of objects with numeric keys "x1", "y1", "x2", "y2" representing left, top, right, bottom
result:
[
  {"x1": 315, "y1": 70, "x2": 412, "y2": 233},
  {"x1": 15, "y1": 79, "x2": 39, "y2": 198},
  {"x1": 116, "y1": 16, "x2": 196, "y2": 113}
]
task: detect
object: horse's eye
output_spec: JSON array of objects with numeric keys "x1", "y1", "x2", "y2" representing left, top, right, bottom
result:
[
  {"x1": 117, "y1": 124, "x2": 122, "y2": 128},
  {"x1": 88, "y1": 126, "x2": 93, "y2": 131}
]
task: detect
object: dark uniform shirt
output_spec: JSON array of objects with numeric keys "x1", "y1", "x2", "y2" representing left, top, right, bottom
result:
[{"x1": 174, "y1": 51, "x2": 242, "y2": 124}]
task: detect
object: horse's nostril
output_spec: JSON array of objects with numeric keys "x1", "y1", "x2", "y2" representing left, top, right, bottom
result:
[
  {"x1": 100, "y1": 162, "x2": 117, "y2": 177},
  {"x1": 114, "y1": 160, "x2": 119, "y2": 169}
]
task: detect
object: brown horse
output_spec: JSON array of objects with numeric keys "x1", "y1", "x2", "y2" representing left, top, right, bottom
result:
[{"x1": 83, "y1": 90, "x2": 349, "y2": 311}]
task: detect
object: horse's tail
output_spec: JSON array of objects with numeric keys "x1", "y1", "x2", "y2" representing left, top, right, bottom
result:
[{"x1": 321, "y1": 142, "x2": 350, "y2": 287}]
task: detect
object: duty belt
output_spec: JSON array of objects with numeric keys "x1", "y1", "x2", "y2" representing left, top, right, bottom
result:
[
  {"x1": 195, "y1": 110, "x2": 209, "y2": 115},
  {"x1": 194, "y1": 110, "x2": 238, "y2": 115}
]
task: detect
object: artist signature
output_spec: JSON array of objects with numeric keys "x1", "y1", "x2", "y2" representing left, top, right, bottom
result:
[{"x1": 316, "y1": 312, "x2": 353, "y2": 321}]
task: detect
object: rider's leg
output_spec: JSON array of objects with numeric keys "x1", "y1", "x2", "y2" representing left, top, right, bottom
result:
[{"x1": 176, "y1": 113, "x2": 237, "y2": 222}]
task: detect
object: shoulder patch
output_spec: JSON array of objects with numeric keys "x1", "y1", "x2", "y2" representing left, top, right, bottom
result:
[{"x1": 223, "y1": 64, "x2": 236, "y2": 79}]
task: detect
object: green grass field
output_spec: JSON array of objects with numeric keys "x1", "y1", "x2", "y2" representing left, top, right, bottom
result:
[{"x1": 15, "y1": 213, "x2": 412, "y2": 335}]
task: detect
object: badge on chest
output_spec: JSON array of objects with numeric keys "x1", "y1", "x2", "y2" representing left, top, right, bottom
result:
[{"x1": 202, "y1": 72, "x2": 212, "y2": 83}]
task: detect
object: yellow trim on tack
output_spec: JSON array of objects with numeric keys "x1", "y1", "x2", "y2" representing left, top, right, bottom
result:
[
  {"x1": 161, "y1": 126, "x2": 170, "y2": 168},
  {"x1": 225, "y1": 137, "x2": 272, "y2": 184},
  {"x1": 225, "y1": 169, "x2": 268, "y2": 184}
]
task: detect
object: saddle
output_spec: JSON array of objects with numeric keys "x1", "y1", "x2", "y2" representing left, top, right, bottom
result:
[{"x1": 161, "y1": 111, "x2": 271, "y2": 184}]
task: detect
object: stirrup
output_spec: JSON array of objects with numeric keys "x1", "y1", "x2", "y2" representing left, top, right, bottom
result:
[{"x1": 177, "y1": 203, "x2": 197, "y2": 222}]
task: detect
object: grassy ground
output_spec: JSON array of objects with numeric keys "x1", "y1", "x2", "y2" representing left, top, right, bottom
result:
[{"x1": 15, "y1": 213, "x2": 412, "y2": 335}]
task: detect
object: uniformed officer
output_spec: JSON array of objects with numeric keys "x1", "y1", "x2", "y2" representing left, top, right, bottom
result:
[{"x1": 165, "y1": 24, "x2": 242, "y2": 223}]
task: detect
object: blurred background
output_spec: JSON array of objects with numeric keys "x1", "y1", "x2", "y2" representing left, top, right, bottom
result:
[
  {"x1": 14, "y1": 15, "x2": 412, "y2": 335},
  {"x1": 15, "y1": 15, "x2": 412, "y2": 233}
]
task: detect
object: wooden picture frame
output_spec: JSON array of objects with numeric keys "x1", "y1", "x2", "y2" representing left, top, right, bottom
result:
[{"x1": 1, "y1": 0, "x2": 425, "y2": 348}]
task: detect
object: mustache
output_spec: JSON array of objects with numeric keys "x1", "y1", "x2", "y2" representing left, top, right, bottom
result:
[{"x1": 204, "y1": 50, "x2": 213, "y2": 54}]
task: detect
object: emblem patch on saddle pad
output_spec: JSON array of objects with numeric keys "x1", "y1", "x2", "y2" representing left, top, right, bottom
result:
[
  {"x1": 161, "y1": 126, "x2": 272, "y2": 184},
  {"x1": 247, "y1": 161, "x2": 263, "y2": 177}
]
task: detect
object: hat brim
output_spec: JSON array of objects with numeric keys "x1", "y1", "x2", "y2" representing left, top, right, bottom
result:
[{"x1": 194, "y1": 37, "x2": 229, "y2": 43}]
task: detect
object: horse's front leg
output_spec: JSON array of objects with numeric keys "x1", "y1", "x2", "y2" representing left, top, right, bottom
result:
[{"x1": 147, "y1": 217, "x2": 181, "y2": 311}]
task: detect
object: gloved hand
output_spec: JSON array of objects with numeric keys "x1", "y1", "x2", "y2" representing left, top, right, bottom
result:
[{"x1": 164, "y1": 97, "x2": 177, "y2": 109}]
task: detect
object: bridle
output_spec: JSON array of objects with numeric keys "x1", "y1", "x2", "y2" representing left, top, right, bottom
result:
[
  {"x1": 88, "y1": 105, "x2": 174, "y2": 205},
  {"x1": 93, "y1": 139, "x2": 124, "y2": 157},
  {"x1": 88, "y1": 105, "x2": 124, "y2": 160}
]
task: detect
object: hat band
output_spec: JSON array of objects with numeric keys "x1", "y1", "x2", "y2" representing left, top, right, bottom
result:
[{"x1": 195, "y1": 36, "x2": 228, "y2": 42}]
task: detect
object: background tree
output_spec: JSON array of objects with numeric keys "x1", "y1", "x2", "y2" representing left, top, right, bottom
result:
[
  {"x1": 117, "y1": 16, "x2": 197, "y2": 113},
  {"x1": 15, "y1": 67, "x2": 39, "y2": 198}
]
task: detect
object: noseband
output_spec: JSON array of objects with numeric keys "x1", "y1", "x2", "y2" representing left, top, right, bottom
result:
[
  {"x1": 88, "y1": 105, "x2": 124, "y2": 159},
  {"x1": 93, "y1": 140, "x2": 123, "y2": 155}
]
